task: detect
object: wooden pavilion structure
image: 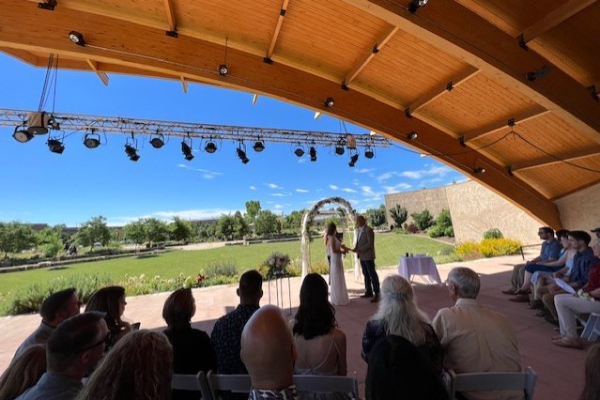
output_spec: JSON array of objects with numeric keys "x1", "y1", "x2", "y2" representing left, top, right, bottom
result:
[{"x1": 1, "y1": 0, "x2": 600, "y2": 228}]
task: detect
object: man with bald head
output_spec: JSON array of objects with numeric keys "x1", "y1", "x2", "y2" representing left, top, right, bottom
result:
[{"x1": 240, "y1": 305, "x2": 298, "y2": 400}]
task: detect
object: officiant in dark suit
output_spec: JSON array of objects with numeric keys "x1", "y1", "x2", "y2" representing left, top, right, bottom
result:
[{"x1": 344, "y1": 215, "x2": 380, "y2": 302}]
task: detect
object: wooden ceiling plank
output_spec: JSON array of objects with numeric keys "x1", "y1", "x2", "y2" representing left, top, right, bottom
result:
[
  {"x1": 266, "y1": 0, "x2": 289, "y2": 60},
  {"x1": 164, "y1": 0, "x2": 177, "y2": 32},
  {"x1": 521, "y1": 0, "x2": 597, "y2": 43},
  {"x1": 85, "y1": 59, "x2": 109, "y2": 86},
  {"x1": 343, "y1": 25, "x2": 398, "y2": 87},
  {"x1": 406, "y1": 66, "x2": 479, "y2": 115},
  {"x1": 340, "y1": 0, "x2": 600, "y2": 145},
  {"x1": 462, "y1": 105, "x2": 550, "y2": 142},
  {"x1": 180, "y1": 76, "x2": 188, "y2": 94},
  {"x1": 550, "y1": 177, "x2": 600, "y2": 201},
  {"x1": 512, "y1": 147, "x2": 600, "y2": 171}
]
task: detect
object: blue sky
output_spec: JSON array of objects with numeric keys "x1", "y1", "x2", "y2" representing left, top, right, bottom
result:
[{"x1": 0, "y1": 53, "x2": 465, "y2": 226}]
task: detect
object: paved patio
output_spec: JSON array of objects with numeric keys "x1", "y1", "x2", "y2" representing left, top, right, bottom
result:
[{"x1": 0, "y1": 254, "x2": 589, "y2": 399}]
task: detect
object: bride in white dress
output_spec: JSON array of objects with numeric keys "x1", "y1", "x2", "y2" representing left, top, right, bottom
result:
[{"x1": 325, "y1": 222, "x2": 350, "y2": 306}]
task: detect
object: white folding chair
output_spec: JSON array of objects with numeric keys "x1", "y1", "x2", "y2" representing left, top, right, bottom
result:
[
  {"x1": 579, "y1": 313, "x2": 600, "y2": 341},
  {"x1": 171, "y1": 373, "x2": 202, "y2": 399},
  {"x1": 448, "y1": 367, "x2": 537, "y2": 400},
  {"x1": 205, "y1": 371, "x2": 252, "y2": 400},
  {"x1": 294, "y1": 375, "x2": 359, "y2": 400}
]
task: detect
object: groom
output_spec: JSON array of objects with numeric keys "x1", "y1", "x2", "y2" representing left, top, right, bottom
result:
[{"x1": 344, "y1": 215, "x2": 380, "y2": 302}]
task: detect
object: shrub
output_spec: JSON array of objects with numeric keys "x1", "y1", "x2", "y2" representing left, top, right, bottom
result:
[
  {"x1": 405, "y1": 223, "x2": 419, "y2": 234},
  {"x1": 203, "y1": 260, "x2": 238, "y2": 278},
  {"x1": 411, "y1": 210, "x2": 434, "y2": 231},
  {"x1": 478, "y1": 238, "x2": 522, "y2": 257},
  {"x1": 483, "y1": 228, "x2": 503, "y2": 240},
  {"x1": 428, "y1": 225, "x2": 446, "y2": 238},
  {"x1": 444, "y1": 226, "x2": 454, "y2": 237},
  {"x1": 389, "y1": 205, "x2": 408, "y2": 227},
  {"x1": 455, "y1": 242, "x2": 481, "y2": 260}
]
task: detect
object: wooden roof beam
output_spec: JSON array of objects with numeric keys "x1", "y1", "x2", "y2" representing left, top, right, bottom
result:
[
  {"x1": 462, "y1": 105, "x2": 550, "y2": 143},
  {"x1": 342, "y1": 25, "x2": 398, "y2": 88},
  {"x1": 265, "y1": 0, "x2": 289, "y2": 62},
  {"x1": 511, "y1": 146, "x2": 600, "y2": 172},
  {"x1": 85, "y1": 59, "x2": 109, "y2": 86},
  {"x1": 180, "y1": 76, "x2": 188, "y2": 94},
  {"x1": 0, "y1": 48, "x2": 39, "y2": 65},
  {"x1": 520, "y1": 0, "x2": 597, "y2": 43},
  {"x1": 406, "y1": 66, "x2": 479, "y2": 116},
  {"x1": 164, "y1": 0, "x2": 177, "y2": 36}
]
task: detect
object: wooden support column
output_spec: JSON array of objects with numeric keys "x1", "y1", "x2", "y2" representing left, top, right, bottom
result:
[
  {"x1": 462, "y1": 105, "x2": 549, "y2": 142},
  {"x1": 86, "y1": 59, "x2": 109, "y2": 86},
  {"x1": 265, "y1": 0, "x2": 289, "y2": 62}
]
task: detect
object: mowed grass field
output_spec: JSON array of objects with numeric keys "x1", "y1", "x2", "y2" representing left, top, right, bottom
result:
[{"x1": 0, "y1": 233, "x2": 453, "y2": 295}]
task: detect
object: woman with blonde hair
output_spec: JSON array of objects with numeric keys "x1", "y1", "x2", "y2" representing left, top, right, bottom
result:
[
  {"x1": 0, "y1": 344, "x2": 46, "y2": 400},
  {"x1": 361, "y1": 275, "x2": 443, "y2": 373},
  {"x1": 76, "y1": 330, "x2": 173, "y2": 400},
  {"x1": 85, "y1": 286, "x2": 131, "y2": 352}
]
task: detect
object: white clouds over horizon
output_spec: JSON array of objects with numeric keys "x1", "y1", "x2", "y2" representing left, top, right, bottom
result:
[
  {"x1": 107, "y1": 208, "x2": 240, "y2": 226},
  {"x1": 266, "y1": 183, "x2": 282, "y2": 189},
  {"x1": 295, "y1": 188, "x2": 309, "y2": 193},
  {"x1": 177, "y1": 164, "x2": 222, "y2": 179}
]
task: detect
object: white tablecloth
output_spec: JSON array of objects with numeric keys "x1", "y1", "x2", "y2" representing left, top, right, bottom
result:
[{"x1": 398, "y1": 256, "x2": 442, "y2": 285}]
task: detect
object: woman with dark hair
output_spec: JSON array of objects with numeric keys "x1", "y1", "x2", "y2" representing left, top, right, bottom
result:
[
  {"x1": 325, "y1": 222, "x2": 349, "y2": 306},
  {"x1": 0, "y1": 344, "x2": 46, "y2": 400},
  {"x1": 85, "y1": 286, "x2": 131, "y2": 352},
  {"x1": 163, "y1": 288, "x2": 216, "y2": 400},
  {"x1": 292, "y1": 273, "x2": 347, "y2": 389},
  {"x1": 580, "y1": 344, "x2": 600, "y2": 400}
]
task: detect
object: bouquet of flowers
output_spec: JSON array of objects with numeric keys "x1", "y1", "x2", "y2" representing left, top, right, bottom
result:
[
  {"x1": 195, "y1": 273, "x2": 209, "y2": 287},
  {"x1": 263, "y1": 252, "x2": 290, "y2": 279}
]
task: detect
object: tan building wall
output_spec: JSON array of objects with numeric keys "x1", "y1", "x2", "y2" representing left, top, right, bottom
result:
[
  {"x1": 554, "y1": 182, "x2": 600, "y2": 231},
  {"x1": 385, "y1": 181, "x2": 542, "y2": 244}
]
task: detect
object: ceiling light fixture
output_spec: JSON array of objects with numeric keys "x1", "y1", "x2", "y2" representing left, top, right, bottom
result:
[
  {"x1": 181, "y1": 137, "x2": 194, "y2": 161},
  {"x1": 294, "y1": 146, "x2": 305, "y2": 157},
  {"x1": 125, "y1": 135, "x2": 140, "y2": 162},
  {"x1": 334, "y1": 139, "x2": 345, "y2": 155},
  {"x1": 408, "y1": 0, "x2": 428, "y2": 13},
  {"x1": 204, "y1": 141, "x2": 217, "y2": 154},
  {"x1": 13, "y1": 125, "x2": 33, "y2": 143},
  {"x1": 219, "y1": 37, "x2": 229, "y2": 76},
  {"x1": 47, "y1": 138, "x2": 65, "y2": 154},
  {"x1": 407, "y1": 131, "x2": 418, "y2": 140},
  {"x1": 349, "y1": 153, "x2": 359, "y2": 167},
  {"x1": 473, "y1": 167, "x2": 486, "y2": 174},
  {"x1": 83, "y1": 130, "x2": 101, "y2": 149},
  {"x1": 253, "y1": 140, "x2": 265, "y2": 152},
  {"x1": 309, "y1": 146, "x2": 317, "y2": 162},
  {"x1": 324, "y1": 97, "x2": 334, "y2": 107},
  {"x1": 68, "y1": 31, "x2": 85, "y2": 46},
  {"x1": 149, "y1": 132, "x2": 165, "y2": 149},
  {"x1": 237, "y1": 143, "x2": 250, "y2": 164}
]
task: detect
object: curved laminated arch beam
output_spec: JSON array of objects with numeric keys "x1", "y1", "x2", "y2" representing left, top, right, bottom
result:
[{"x1": 301, "y1": 197, "x2": 360, "y2": 280}]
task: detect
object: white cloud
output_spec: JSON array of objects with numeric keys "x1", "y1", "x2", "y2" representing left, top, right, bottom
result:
[
  {"x1": 266, "y1": 183, "x2": 282, "y2": 189},
  {"x1": 383, "y1": 183, "x2": 412, "y2": 193},
  {"x1": 340, "y1": 188, "x2": 357, "y2": 193},
  {"x1": 329, "y1": 185, "x2": 339, "y2": 190},
  {"x1": 107, "y1": 208, "x2": 238, "y2": 226},
  {"x1": 250, "y1": 186, "x2": 256, "y2": 190},
  {"x1": 355, "y1": 168, "x2": 374, "y2": 174},
  {"x1": 400, "y1": 165, "x2": 452, "y2": 180},
  {"x1": 361, "y1": 186, "x2": 377, "y2": 196},
  {"x1": 298, "y1": 158, "x2": 307, "y2": 164},
  {"x1": 177, "y1": 164, "x2": 222, "y2": 179},
  {"x1": 270, "y1": 192, "x2": 291, "y2": 197},
  {"x1": 376, "y1": 171, "x2": 395, "y2": 182},
  {"x1": 295, "y1": 188, "x2": 309, "y2": 193},
  {"x1": 352, "y1": 179, "x2": 360, "y2": 186},
  {"x1": 274, "y1": 204, "x2": 283, "y2": 209}
]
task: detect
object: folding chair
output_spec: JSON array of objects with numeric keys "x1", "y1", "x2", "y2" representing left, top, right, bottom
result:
[
  {"x1": 204, "y1": 371, "x2": 252, "y2": 400},
  {"x1": 294, "y1": 375, "x2": 360, "y2": 400},
  {"x1": 448, "y1": 367, "x2": 537, "y2": 400},
  {"x1": 171, "y1": 373, "x2": 202, "y2": 399},
  {"x1": 580, "y1": 313, "x2": 600, "y2": 341}
]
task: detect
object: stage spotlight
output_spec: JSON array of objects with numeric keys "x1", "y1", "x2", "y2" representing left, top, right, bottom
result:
[
  {"x1": 324, "y1": 97, "x2": 334, "y2": 107},
  {"x1": 125, "y1": 144, "x2": 140, "y2": 162},
  {"x1": 407, "y1": 131, "x2": 418, "y2": 140},
  {"x1": 205, "y1": 141, "x2": 217, "y2": 154},
  {"x1": 83, "y1": 132, "x2": 101, "y2": 149},
  {"x1": 253, "y1": 140, "x2": 265, "y2": 152},
  {"x1": 47, "y1": 139, "x2": 65, "y2": 154},
  {"x1": 473, "y1": 167, "x2": 486, "y2": 174},
  {"x1": 309, "y1": 146, "x2": 317, "y2": 162},
  {"x1": 335, "y1": 140, "x2": 345, "y2": 155},
  {"x1": 150, "y1": 134, "x2": 165, "y2": 149},
  {"x1": 408, "y1": 0, "x2": 428, "y2": 13},
  {"x1": 349, "y1": 153, "x2": 359, "y2": 167},
  {"x1": 237, "y1": 147, "x2": 250, "y2": 164},
  {"x1": 219, "y1": 64, "x2": 229, "y2": 76},
  {"x1": 68, "y1": 31, "x2": 85, "y2": 46},
  {"x1": 181, "y1": 141, "x2": 194, "y2": 161},
  {"x1": 364, "y1": 148, "x2": 374, "y2": 159},
  {"x1": 13, "y1": 126, "x2": 33, "y2": 143},
  {"x1": 294, "y1": 146, "x2": 305, "y2": 157}
]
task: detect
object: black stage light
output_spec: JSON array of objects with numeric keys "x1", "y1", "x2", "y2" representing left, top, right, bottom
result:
[
  {"x1": 253, "y1": 141, "x2": 265, "y2": 152},
  {"x1": 335, "y1": 144, "x2": 345, "y2": 155},
  {"x1": 294, "y1": 147, "x2": 305, "y2": 157},
  {"x1": 125, "y1": 144, "x2": 140, "y2": 162},
  {"x1": 349, "y1": 153, "x2": 359, "y2": 167},
  {"x1": 181, "y1": 141, "x2": 194, "y2": 161},
  {"x1": 205, "y1": 141, "x2": 217, "y2": 154},
  {"x1": 13, "y1": 126, "x2": 33, "y2": 143},
  {"x1": 309, "y1": 146, "x2": 317, "y2": 162},
  {"x1": 237, "y1": 147, "x2": 250, "y2": 164},
  {"x1": 150, "y1": 134, "x2": 165, "y2": 149},
  {"x1": 47, "y1": 139, "x2": 65, "y2": 154},
  {"x1": 83, "y1": 133, "x2": 101, "y2": 149},
  {"x1": 364, "y1": 148, "x2": 374, "y2": 159}
]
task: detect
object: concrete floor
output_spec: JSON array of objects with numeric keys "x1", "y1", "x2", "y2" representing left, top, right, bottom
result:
[{"x1": 0, "y1": 254, "x2": 589, "y2": 399}]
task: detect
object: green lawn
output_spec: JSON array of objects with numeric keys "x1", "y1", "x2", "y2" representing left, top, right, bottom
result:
[{"x1": 0, "y1": 233, "x2": 453, "y2": 295}]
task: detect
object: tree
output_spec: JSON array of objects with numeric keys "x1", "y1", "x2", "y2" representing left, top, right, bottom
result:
[
  {"x1": 0, "y1": 222, "x2": 37, "y2": 259},
  {"x1": 411, "y1": 210, "x2": 434, "y2": 231},
  {"x1": 285, "y1": 210, "x2": 304, "y2": 230},
  {"x1": 389, "y1": 204, "x2": 408, "y2": 227},
  {"x1": 124, "y1": 220, "x2": 147, "y2": 247},
  {"x1": 76, "y1": 216, "x2": 111, "y2": 250},
  {"x1": 245, "y1": 200, "x2": 261, "y2": 222},
  {"x1": 366, "y1": 205, "x2": 387, "y2": 227},
  {"x1": 255, "y1": 210, "x2": 280, "y2": 236},
  {"x1": 233, "y1": 211, "x2": 250, "y2": 239},
  {"x1": 37, "y1": 227, "x2": 63, "y2": 258},
  {"x1": 216, "y1": 214, "x2": 236, "y2": 240},
  {"x1": 144, "y1": 218, "x2": 169, "y2": 245},
  {"x1": 169, "y1": 217, "x2": 193, "y2": 243}
]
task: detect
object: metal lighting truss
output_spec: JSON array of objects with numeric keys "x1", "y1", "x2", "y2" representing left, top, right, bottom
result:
[{"x1": 0, "y1": 108, "x2": 391, "y2": 148}]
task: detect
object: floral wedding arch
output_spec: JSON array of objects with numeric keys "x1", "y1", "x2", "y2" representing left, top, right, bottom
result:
[{"x1": 301, "y1": 197, "x2": 361, "y2": 280}]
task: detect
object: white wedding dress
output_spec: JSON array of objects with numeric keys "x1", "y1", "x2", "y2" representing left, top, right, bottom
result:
[{"x1": 327, "y1": 235, "x2": 350, "y2": 306}]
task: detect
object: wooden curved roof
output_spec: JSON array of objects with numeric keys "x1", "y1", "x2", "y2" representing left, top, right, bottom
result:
[{"x1": 2, "y1": 0, "x2": 600, "y2": 228}]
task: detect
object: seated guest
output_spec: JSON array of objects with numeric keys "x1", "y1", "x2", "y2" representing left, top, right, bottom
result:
[
  {"x1": 362, "y1": 275, "x2": 443, "y2": 374},
  {"x1": 211, "y1": 270, "x2": 263, "y2": 374},
  {"x1": 366, "y1": 335, "x2": 448, "y2": 400},
  {"x1": 591, "y1": 228, "x2": 600, "y2": 258},
  {"x1": 241, "y1": 305, "x2": 298, "y2": 400},
  {"x1": 580, "y1": 344, "x2": 600, "y2": 400},
  {"x1": 163, "y1": 288, "x2": 217, "y2": 400},
  {"x1": 502, "y1": 227, "x2": 560, "y2": 295},
  {"x1": 85, "y1": 286, "x2": 131, "y2": 352},
  {"x1": 292, "y1": 273, "x2": 347, "y2": 378},
  {"x1": 17, "y1": 312, "x2": 108, "y2": 400},
  {"x1": 553, "y1": 261, "x2": 600, "y2": 349},
  {"x1": 76, "y1": 330, "x2": 173, "y2": 400},
  {"x1": 433, "y1": 267, "x2": 521, "y2": 400},
  {"x1": 14, "y1": 288, "x2": 81, "y2": 358},
  {"x1": 0, "y1": 344, "x2": 46, "y2": 400}
]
